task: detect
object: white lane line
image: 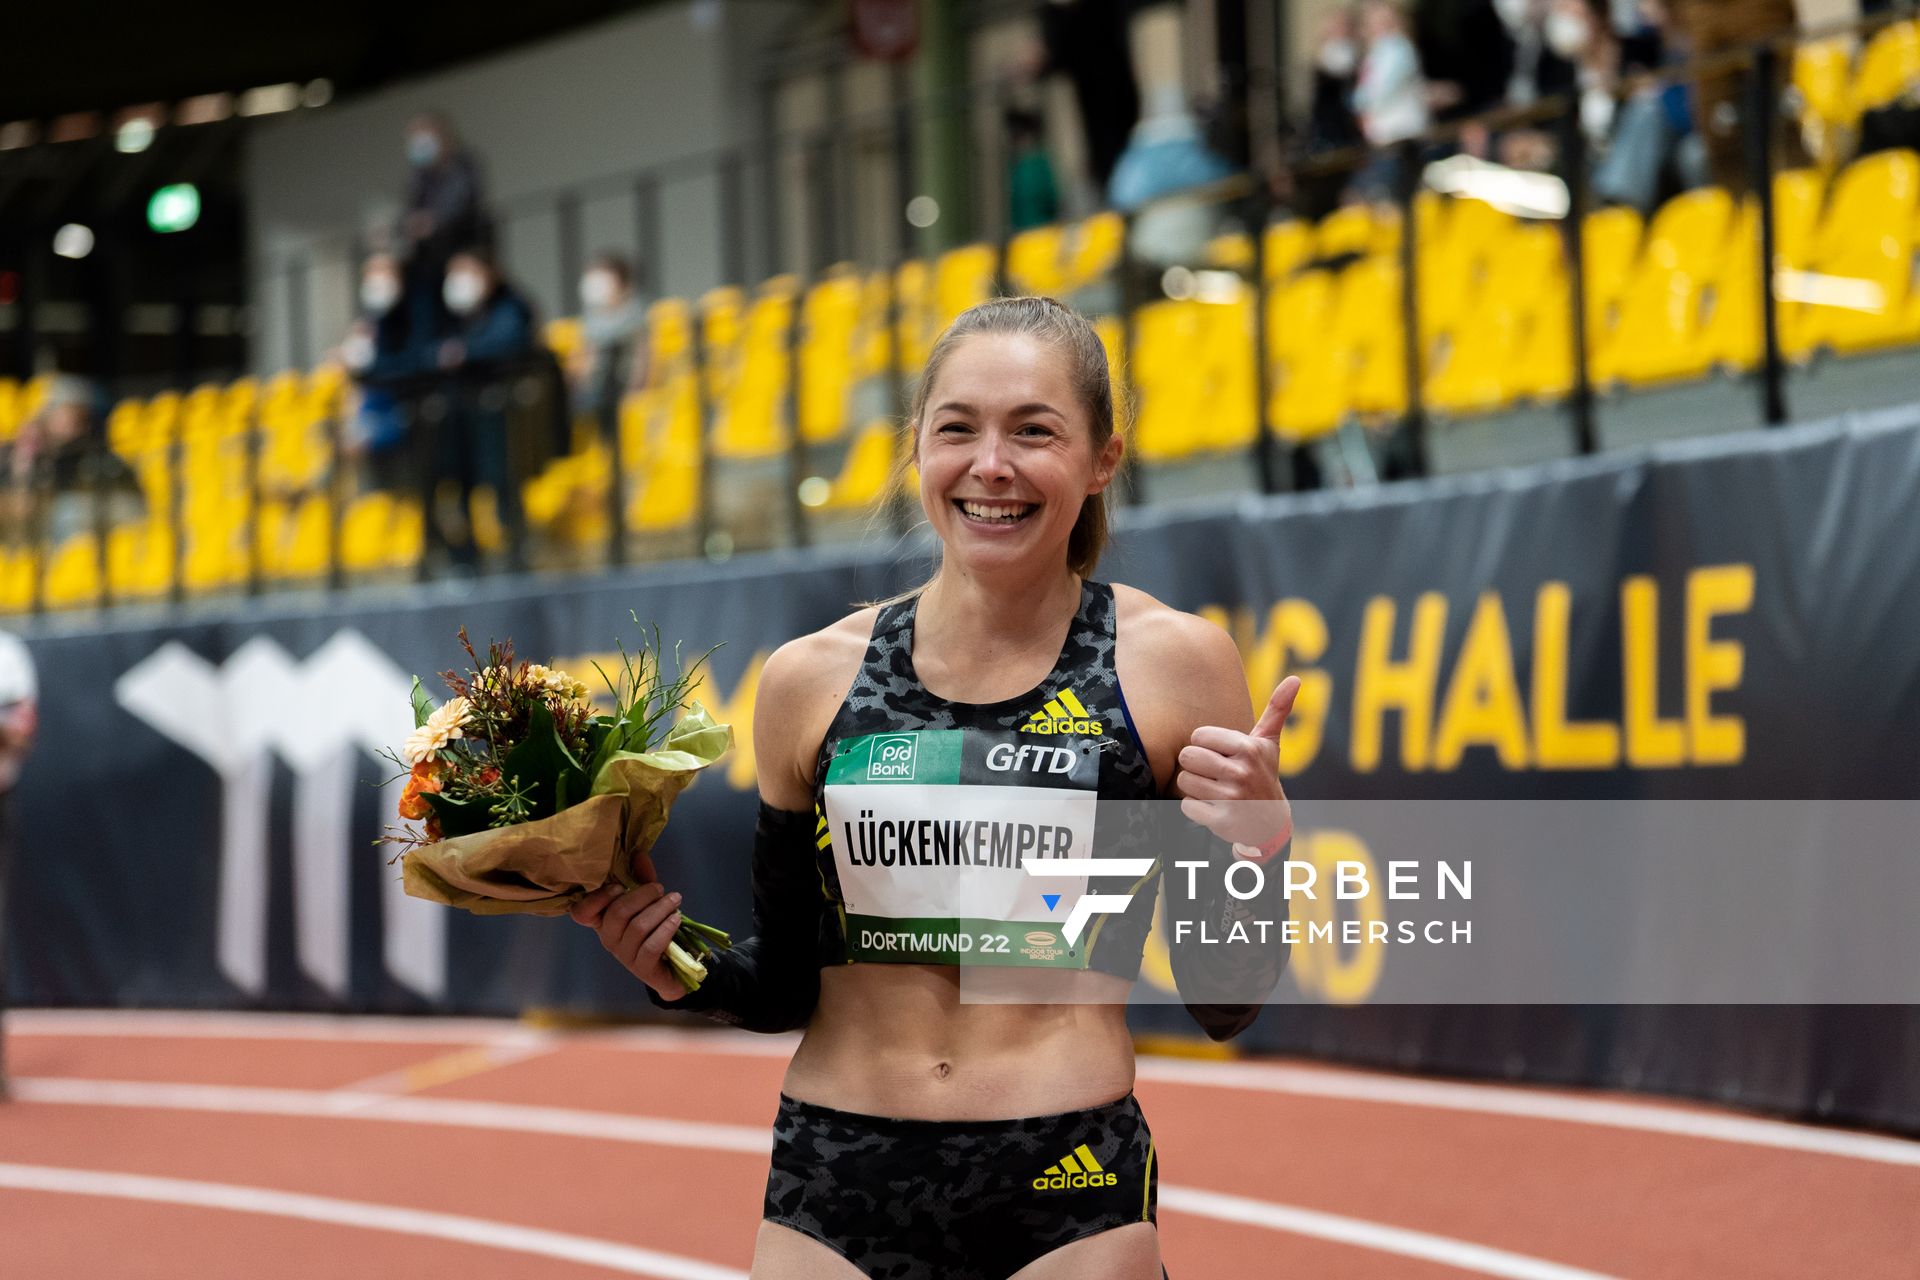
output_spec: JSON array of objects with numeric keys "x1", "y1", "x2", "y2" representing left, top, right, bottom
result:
[
  {"x1": 11, "y1": 1078, "x2": 771, "y2": 1153},
  {"x1": 8, "y1": 1010, "x2": 796, "y2": 1057},
  {"x1": 0, "y1": 1162, "x2": 747, "y2": 1280},
  {"x1": 1158, "y1": 1187, "x2": 1621, "y2": 1280},
  {"x1": 1133, "y1": 1058, "x2": 1920, "y2": 1170},
  {"x1": 10, "y1": 1079, "x2": 1621, "y2": 1280}
]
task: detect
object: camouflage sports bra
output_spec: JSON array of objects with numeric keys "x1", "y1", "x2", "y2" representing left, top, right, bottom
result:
[{"x1": 810, "y1": 580, "x2": 1162, "y2": 979}]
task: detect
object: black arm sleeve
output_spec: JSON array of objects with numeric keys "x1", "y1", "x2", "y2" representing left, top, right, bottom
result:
[
  {"x1": 1165, "y1": 823, "x2": 1291, "y2": 1042},
  {"x1": 646, "y1": 802, "x2": 823, "y2": 1033}
]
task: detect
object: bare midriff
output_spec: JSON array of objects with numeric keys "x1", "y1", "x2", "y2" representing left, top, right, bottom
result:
[{"x1": 782, "y1": 964, "x2": 1137, "y2": 1121}]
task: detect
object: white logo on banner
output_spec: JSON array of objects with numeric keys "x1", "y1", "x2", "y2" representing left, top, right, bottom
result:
[{"x1": 114, "y1": 631, "x2": 443, "y2": 1000}]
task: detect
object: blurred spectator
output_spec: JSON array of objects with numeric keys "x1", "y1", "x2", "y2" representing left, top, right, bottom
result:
[
  {"x1": 0, "y1": 376, "x2": 142, "y2": 548},
  {"x1": 1351, "y1": 0, "x2": 1433, "y2": 200},
  {"x1": 1308, "y1": 9, "x2": 1366, "y2": 155},
  {"x1": 1416, "y1": 0, "x2": 1517, "y2": 120},
  {"x1": 400, "y1": 114, "x2": 490, "y2": 341},
  {"x1": 1665, "y1": 0, "x2": 1802, "y2": 193},
  {"x1": 1006, "y1": 109, "x2": 1062, "y2": 232},
  {"x1": 432, "y1": 249, "x2": 536, "y2": 572},
  {"x1": 0, "y1": 625, "x2": 33, "y2": 1096},
  {"x1": 1591, "y1": 1, "x2": 1709, "y2": 210},
  {"x1": 1108, "y1": 86, "x2": 1235, "y2": 267},
  {"x1": 340, "y1": 251, "x2": 431, "y2": 494},
  {"x1": 1022, "y1": 0, "x2": 1142, "y2": 195},
  {"x1": 572, "y1": 253, "x2": 650, "y2": 426},
  {"x1": 1500, "y1": 0, "x2": 1582, "y2": 108}
]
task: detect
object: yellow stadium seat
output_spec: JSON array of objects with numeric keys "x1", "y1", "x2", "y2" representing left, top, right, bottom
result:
[
  {"x1": 0, "y1": 375, "x2": 51, "y2": 443},
  {"x1": 389, "y1": 498, "x2": 424, "y2": 570},
  {"x1": 1006, "y1": 225, "x2": 1065, "y2": 295},
  {"x1": 1797, "y1": 148, "x2": 1920, "y2": 354},
  {"x1": 340, "y1": 493, "x2": 393, "y2": 571},
  {"x1": 1794, "y1": 38, "x2": 1854, "y2": 128},
  {"x1": 1262, "y1": 220, "x2": 1315, "y2": 282},
  {"x1": 1316, "y1": 205, "x2": 1376, "y2": 259},
  {"x1": 821, "y1": 422, "x2": 898, "y2": 511},
  {"x1": 631, "y1": 450, "x2": 699, "y2": 532},
  {"x1": 706, "y1": 281, "x2": 795, "y2": 460},
  {"x1": 1570, "y1": 206, "x2": 1647, "y2": 383},
  {"x1": 42, "y1": 534, "x2": 102, "y2": 608},
  {"x1": 1428, "y1": 223, "x2": 1566, "y2": 413},
  {"x1": 799, "y1": 272, "x2": 863, "y2": 444},
  {"x1": 1267, "y1": 271, "x2": 1345, "y2": 441},
  {"x1": 544, "y1": 317, "x2": 585, "y2": 368},
  {"x1": 107, "y1": 521, "x2": 174, "y2": 599},
  {"x1": 1061, "y1": 213, "x2": 1124, "y2": 289},
  {"x1": 1338, "y1": 258, "x2": 1408, "y2": 417},
  {"x1": 1853, "y1": 20, "x2": 1920, "y2": 117},
  {"x1": 1130, "y1": 301, "x2": 1206, "y2": 462},
  {"x1": 934, "y1": 244, "x2": 997, "y2": 326},
  {"x1": 0, "y1": 545, "x2": 34, "y2": 612},
  {"x1": 1204, "y1": 232, "x2": 1254, "y2": 272},
  {"x1": 1602, "y1": 187, "x2": 1737, "y2": 387}
]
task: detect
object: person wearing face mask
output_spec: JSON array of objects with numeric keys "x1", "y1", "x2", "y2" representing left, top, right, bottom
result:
[
  {"x1": 340, "y1": 251, "x2": 431, "y2": 495},
  {"x1": 572, "y1": 253, "x2": 650, "y2": 428},
  {"x1": 399, "y1": 113, "x2": 490, "y2": 339},
  {"x1": 1309, "y1": 10, "x2": 1366, "y2": 156},
  {"x1": 430, "y1": 248, "x2": 537, "y2": 572}
]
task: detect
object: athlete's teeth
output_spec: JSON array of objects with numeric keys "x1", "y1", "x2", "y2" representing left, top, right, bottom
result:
[{"x1": 962, "y1": 502, "x2": 1029, "y2": 522}]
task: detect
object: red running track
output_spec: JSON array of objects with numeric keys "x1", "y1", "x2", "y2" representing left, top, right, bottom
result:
[{"x1": 1, "y1": 1011, "x2": 1915, "y2": 1278}]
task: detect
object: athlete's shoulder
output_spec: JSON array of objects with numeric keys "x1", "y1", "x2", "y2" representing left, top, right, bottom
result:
[
  {"x1": 760, "y1": 608, "x2": 878, "y2": 707},
  {"x1": 1109, "y1": 583, "x2": 1238, "y2": 670},
  {"x1": 756, "y1": 609, "x2": 881, "y2": 806},
  {"x1": 1109, "y1": 583, "x2": 1250, "y2": 748}
]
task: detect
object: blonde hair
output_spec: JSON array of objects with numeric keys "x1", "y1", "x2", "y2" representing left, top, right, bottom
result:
[{"x1": 897, "y1": 295, "x2": 1120, "y2": 579}]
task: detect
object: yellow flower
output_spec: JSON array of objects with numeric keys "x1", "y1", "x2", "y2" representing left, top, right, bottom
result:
[
  {"x1": 526, "y1": 663, "x2": 589, "y2": 703},
  {"x1": 402, "y1": 696, "x2": 472, "y2": 765}
]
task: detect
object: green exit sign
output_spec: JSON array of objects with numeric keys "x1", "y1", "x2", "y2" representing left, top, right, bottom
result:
[{"x1": 147, "y1": 183, "x2": 201, "y2": 233}]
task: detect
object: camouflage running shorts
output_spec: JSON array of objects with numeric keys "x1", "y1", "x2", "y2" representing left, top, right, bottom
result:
[{"x1": 762, "y1": 1091, "x2": 1160, "y2": 1280}]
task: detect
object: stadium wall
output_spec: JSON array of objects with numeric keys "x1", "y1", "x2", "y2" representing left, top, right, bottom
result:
[
  {"x1": 244, "y1": 0, "x2": 805, "y2": 375},
  {"x1": 9, "y1": 408, "x2": 1920, "y2": 1133}
]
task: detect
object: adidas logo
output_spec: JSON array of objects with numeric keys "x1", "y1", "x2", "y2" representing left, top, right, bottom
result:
[
  {"x1": 1031, "y1": 1143, "x2": 1119, "y2": 1191},
  {"x1": 1021, "y1": 687, "x2": 1105, "y2": 736}
]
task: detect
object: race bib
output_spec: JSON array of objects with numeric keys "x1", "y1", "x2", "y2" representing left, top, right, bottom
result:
[{"x1": 822, "y1": 729, "x2": 1102, "y2": 967}]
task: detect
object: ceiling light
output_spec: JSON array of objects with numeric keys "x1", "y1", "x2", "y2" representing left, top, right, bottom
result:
[
  {"x1": 115, "y1": 118, "x2": 156, "y2": 154},
  {"x1": 238, "y1": 84, "x2": 301, "y2": 117},
  {"x1": 53, "y1": 224, "x2": 95, "y2": 260}
]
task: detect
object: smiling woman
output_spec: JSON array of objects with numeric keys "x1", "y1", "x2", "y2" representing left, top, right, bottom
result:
[{"x1": 569, "y1": 296, "x2": 1295, "y2": 1280}]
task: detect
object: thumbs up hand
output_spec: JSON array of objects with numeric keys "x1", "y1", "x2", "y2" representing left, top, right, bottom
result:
[{"x1": 1175, "y1": 675, "x2": 1299, "y2": 859}]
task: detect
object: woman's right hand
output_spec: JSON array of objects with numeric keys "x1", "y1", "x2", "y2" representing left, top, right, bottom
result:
[{"x1": 570, "y1": 880, "x2": 684, "y2": 1001}]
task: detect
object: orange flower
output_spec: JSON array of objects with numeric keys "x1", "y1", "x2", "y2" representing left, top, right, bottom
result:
[
  {"x1": 398, "y1": 761, "x2": 447, "y2": 820},
  {"x1": 424, "y1": 816, "x2": 443, "y2": 843}
]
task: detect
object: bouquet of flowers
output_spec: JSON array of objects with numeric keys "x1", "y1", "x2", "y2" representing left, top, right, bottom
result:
[{"x1": 388, "y1": 626, "x2": 733, "y2": 991}]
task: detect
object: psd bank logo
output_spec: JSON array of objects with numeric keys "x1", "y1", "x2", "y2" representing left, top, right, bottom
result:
[
  {"x1": 114, "y1": 630, "x2": 444, "y2": 1000},
  {"x1": 867, "y1": 735, "x2": 917, "y2": 781}
]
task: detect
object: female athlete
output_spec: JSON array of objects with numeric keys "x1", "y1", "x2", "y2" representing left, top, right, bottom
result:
[{"x1": 572, "y1": 296, "x2": 1298, "y2": 1279}]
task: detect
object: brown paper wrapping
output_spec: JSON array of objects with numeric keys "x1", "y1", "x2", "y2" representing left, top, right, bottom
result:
[{"x1": 400, "y1": 704, "x2": 732, "y2": 917}]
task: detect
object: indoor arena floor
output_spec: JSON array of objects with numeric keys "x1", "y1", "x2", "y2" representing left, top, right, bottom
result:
[{"x1": 2, "y1": 1011, "x2": 1914, "y2": 1278}]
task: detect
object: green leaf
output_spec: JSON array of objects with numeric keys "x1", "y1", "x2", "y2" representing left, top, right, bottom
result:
[
  {"x1": 422, "y1": 789, "x2": 493, "y2": 837},
  {"x1": 410, "y1": 676, "x2": 436, "y2": 729},
  {"x1": 502, "y1": 701, "x2": 589, "y2": 821}
]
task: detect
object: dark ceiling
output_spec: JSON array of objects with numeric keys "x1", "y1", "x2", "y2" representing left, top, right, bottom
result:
[{"x1": 2, "y1": 0, "x2": 660, "y2": 121}]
